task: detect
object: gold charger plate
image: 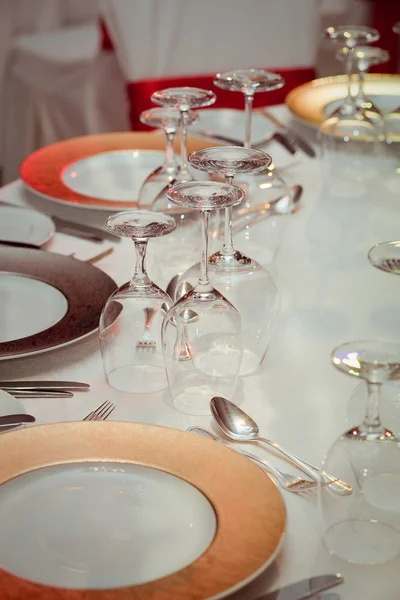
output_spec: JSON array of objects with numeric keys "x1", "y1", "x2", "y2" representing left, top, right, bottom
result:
[
  {"x1": 0, "y1": 421, "x2": 286, "y2": 600},
  {"x1": 285, "y1": 74, "x2": 400, "y2": 141},
  {"x1": 20, "y1": 132, "x2": 220, "y2": 210}
]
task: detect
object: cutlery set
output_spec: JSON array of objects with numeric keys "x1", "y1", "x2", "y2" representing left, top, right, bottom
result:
[{"x1": 189, "y1": 396, "x2": 352, "y2": 496}]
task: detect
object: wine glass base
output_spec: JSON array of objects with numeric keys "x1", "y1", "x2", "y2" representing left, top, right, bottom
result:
[
  {"x1": 240, "y1": 349, "x2": 262, "y2": 376},
  {"x1": 106, "y1": 364, "x2": 168, "y2": 394},
  {"x1": 323, "y1": 519, "x2": 400, "y2": 564},
  {"x1": 172, "y1": 388, "x2": 224, "y2": 416}
]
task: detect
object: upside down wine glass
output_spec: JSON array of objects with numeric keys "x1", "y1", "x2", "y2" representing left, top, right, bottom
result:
[
  {"x1": 162, "y1": 181, "x2": 244, "y2": 415},
  {"x1": 99, "y1": 210, "x2": 176, "y2": 393},
  {"x1": 213, "y1": 69, "x2": 284, "y2": 148},
  {"x1": 178, "y1": 146, "x2": 280, "y2": 375},
  {"x1": 151, "y1": 87, "x2": 216, "y2": 182},
  {"x1": 319, "y1": 341, "x2": 400, "y2": 564},
  {"x1": 323, "y1": 25, "x2": 380, "y2": 118},
  {"x1": 138, "y1": 107, "x2": 199, "y2": 207}
]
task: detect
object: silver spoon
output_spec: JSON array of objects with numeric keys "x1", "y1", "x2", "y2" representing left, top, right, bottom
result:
[
  {"x1": 187, "y1": 426, "x2": 323, "y2": 493},
  {"x1": 210, "y1": 396, "x2": 352, "y2": 495},
  {"x1": 0, "y1": 413, "x2": 36, "y2": 426}
]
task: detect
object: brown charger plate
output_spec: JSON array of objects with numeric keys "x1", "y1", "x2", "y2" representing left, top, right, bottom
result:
[
  {"x1": 0, "y1": 421, "x2": 286, "y2": 600},
  {"x1": 0, "y1": 247, "x2": 117, "y2": 360},
  {"x1": 20, "y1": 132, "x2": 221, "y2": 210}
]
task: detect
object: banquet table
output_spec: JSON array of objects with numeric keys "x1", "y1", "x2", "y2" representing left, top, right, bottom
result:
[{"x1": 1, "y1": 105, "x2": 400, "y2": 599}]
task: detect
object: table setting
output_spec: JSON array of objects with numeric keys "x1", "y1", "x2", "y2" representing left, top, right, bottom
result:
[{"x1": 1, "y1": 21, "x2": 400, "y2": 600}]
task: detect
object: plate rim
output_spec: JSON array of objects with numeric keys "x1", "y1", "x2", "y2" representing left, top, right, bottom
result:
[
  {"x1": 0, "y1": 248, "x2": 117, "y2": 360},
  {"x1": 0, "y1": 204, "x2": 55, "y2": 246},
  {"x1": 0, "y1": 421, "x2": 286, "y2": 600},
  {"x1": 20, "y1": 132, "x2": 222, "y2": 211},
  {"x1": 285, "y1": 73, "x2": 400, "y2": 139}
]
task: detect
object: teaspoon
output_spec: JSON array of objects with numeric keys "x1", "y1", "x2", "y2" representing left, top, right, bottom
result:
[{"x1": 210, "y1": 396, "x2": 352, "y2": 495}]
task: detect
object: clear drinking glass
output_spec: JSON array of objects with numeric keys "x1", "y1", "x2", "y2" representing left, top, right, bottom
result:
[
  {"x1": 335, "y1": 46, "x2": 389, "y2": 125},
  {"x1": 323, "y1": 26, "x2": 380, "y2": 118},
  {"x1": 151, "y1": 87, "x2": 216, "y2": 182},
  {"x1": 368, "y1": 241, "x2": 400, "y2": 275},
  {"x1": 162, "y1": 181, "x2": 244, "y2": 415},
  {"x1": 138, "y1": 107, "x2": 199, "y2": 207},
  {"x1": 99, "y1": 210, "x2": 176, "y2": 393},
  {"x1": 319, "y1": 341, "x2": 400, "y2": 564},
  {"x1": 213, "y1": 69, "x2": 284, "y2": 148},
  {"x1": 177, "y1": 146, "x2": 280, "y2": 375}
]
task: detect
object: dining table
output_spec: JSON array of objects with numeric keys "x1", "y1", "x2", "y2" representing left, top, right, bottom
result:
[{"x1": 0, "y1": 104, "x2": 399, "y2": 600}]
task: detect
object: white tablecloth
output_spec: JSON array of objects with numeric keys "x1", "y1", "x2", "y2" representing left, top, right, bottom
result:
[{"x1": 0, "y1": 106, "x2": 399, "y2": 599}]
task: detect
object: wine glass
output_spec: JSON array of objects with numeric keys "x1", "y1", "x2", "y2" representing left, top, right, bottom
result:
[
  {"x1": 213, "y1": 69, "x2": 284, "y2": 148},
  {"x1": 335, "y1": 46, "x2": 389, "y2": 125},
  {"x1": 138, "y1": 107, "x2": 199, "y2": 207},
  {"x1": 151, "y1": 87, "x2": 216, "y2": 182},
  {"x1": 178, "y1": 146, "x2": 280, "y2": 375},
  {"x1": 319, "y1": 341, "x2": 400, "y2": 564},
  {"x1": 368, "y1": 241, "x2": 400, "y2": 275},
  {"x1": 162, "y1": 181, "x2": 244, "y2": 415},
  {"x1": 99, "y1": 210, "x2": 176, "y2": 393},
  {"x1": 323, "y1": 26, "x2": 380, "y2": 118}
]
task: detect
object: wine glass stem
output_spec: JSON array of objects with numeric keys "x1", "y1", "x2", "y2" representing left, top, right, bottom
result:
[
  {"x1": 222, "y1": 174, "x2": 235, "y2": 256},
  {"x1": 132, "y1": 240, "x2": 151, "y2": 286},
  {"x1": 356, "y1": 69, "x2": 366, "y2": 105},
  {"x1": 164, "y1": 130, "x2": 177, "y2": 174},
  {"x1": 244, "y1": 92, "x2": 254, "y2": 148},
  {"x1": 179, "y1": 108, "x2": 190, "y2": 179},
  {"x1": 197, "y1": 210, "x2": 212, "y2": 289},
  {"x1": 344, "y1": 48, "x2": 355, "y2": 109},
  {"x1": 362, "y1": 382, "x2": 383, "y2": 431}
]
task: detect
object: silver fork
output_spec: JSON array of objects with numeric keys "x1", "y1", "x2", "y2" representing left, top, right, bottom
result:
[
  {"x1": 187, "y1": 427, "x2": 320, "y2": 493},
  {"x1": 83, "y1": 401, "x2": 115, "y2": 421},
  {"x1": 136, "y1": 308, "x2": 157, "y2": 352}
]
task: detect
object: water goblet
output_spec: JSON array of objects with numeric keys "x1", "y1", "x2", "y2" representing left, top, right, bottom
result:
[
  {"x1": 368, "y1": 241, "x2": 400, "y2": 275},
  {"x1": 162, "y1": 181, "x2": 244, "y2": 416},
  {"x1": 151, "y1": 87, "x2": 216, "y2": 182},
  {"x1": 213, "y1": 69, "x2": 284, "y2": 148},
  {"x1": 99, "y1": 210, "x2": 176, "y2": 393},
  {"x1": 336, "y1": 46, "x2": 389, "y2": 125},
  {"x1": 179, "y1": 146, "x2": 280, "y2": 375},
  {"x1": 138, "y1": 107, "x2": 199, "y2": 207},
  {"x1": 323, "y1": 26, "x2": 380, "y2": 118},
  {"x1": 319, "y1": 340, "x2": 400, "y2": 565}
]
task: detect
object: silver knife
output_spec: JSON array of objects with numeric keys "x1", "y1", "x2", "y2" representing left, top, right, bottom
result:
[
  {"x1": 253, "y1": 574, "x2": 343, "y2": 600},
  {"x1": 0, "y1": 414, "x2": 36, "y2": 426},
  {"x1": 260, "y1": 108, "x2": 316, "y2": 158},
  {"x1": 0, "y1": 381, "x2": 90, "y2": 390},
  {"x1": 194, "y1": 130, "x2": 297, "y2": 156},
  {"x1": 9, "y1": 390, "x2": 74, "y2": 398},
  {"x1": 52, "y1": 217, "x2": 119, "y2": 242}
]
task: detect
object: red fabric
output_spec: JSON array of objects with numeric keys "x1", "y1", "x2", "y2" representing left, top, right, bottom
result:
[
  {"x1": 99, "y1": 17, "x2": 115, "y2": 52},
  {"x1": 126, "y1": 67, "x2": 316, "y2": 131},
  {"x1": 370, "y1": 1, "x2": 400, "y2": 73}
]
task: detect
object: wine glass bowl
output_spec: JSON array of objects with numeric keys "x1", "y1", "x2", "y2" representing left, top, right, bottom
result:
[
  {"x1": 319, "y1": 340, "x2": 400, "y2": 564},
  {"x1": 368, "y1": 241, "x2": 400, "y2": 275},
  {"x1": 162, "y1": 181, "x2": 244, "y2": 415},
  {"x1": 99, "y1": 210, "x2": 176, "y2": 394}
]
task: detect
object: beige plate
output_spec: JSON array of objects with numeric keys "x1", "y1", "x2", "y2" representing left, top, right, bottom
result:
[
  {"x1": 0, "y1": 421, "x2": 286, "y2": 600},
  {"x1": 285, "y1": 74, "x2": 400, "y2": 141}
]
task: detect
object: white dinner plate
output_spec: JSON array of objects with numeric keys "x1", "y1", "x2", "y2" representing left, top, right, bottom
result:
[
  {"x1": 62, "y1": 150, "x2": 164, "y2": 205},
  {"x1": 0, "y1": 421, "x2": 286, "y2": 599},
  {"x1": 0, "y1": 205, "x2": 54, "y2": 246},
  {"x1": 191, "y1": 108, "x2": 298, "y2": 169}
]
